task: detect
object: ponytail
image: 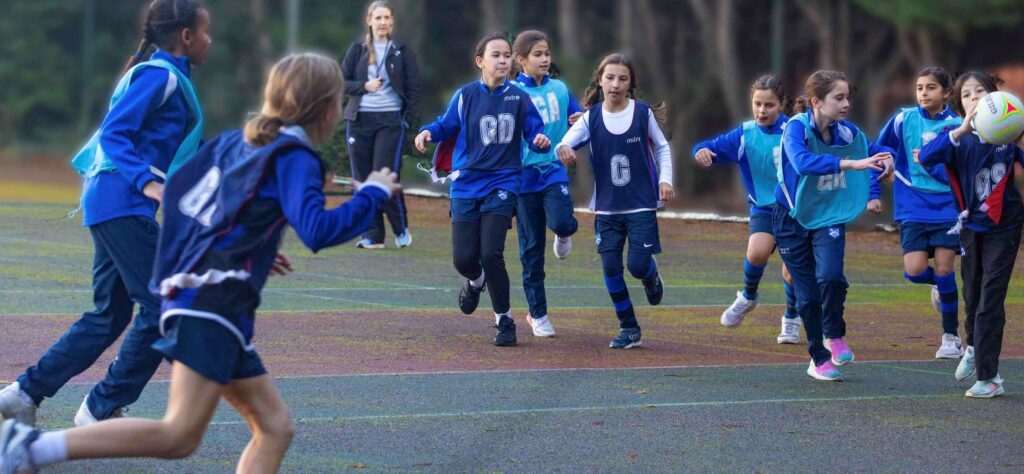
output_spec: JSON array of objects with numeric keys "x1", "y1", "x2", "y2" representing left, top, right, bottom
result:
[
  {"x1": 244, "y1": 115, "x2": 286, "y2": 148},
  {"x1": 582, "y1": 53, "x2": 669, "y2": 127},
  {"x1": 363, "y1": 1, "x2": 394, "y2": 66},
  {"x1": 121, "y1": 0, "x2": 203, "y2": 74},
  {"x1": 123, "y1": 15, "x2": 156, "y2": 73}
]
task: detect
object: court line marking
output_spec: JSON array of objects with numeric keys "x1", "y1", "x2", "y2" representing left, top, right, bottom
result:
[{"x1": 207, "y1": 393, "x2": 954, "y2": 426}]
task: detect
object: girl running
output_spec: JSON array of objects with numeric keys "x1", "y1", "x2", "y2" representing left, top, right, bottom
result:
[
  {"x1": 0, "y1": 53, "x2": 400, "y2": 473},
  {"x1": 873, "y1": 67, "x2": 964, "y2": 359},
  {"x1": 510, "y1": 29, "x2": 582, "y2": 337},
  {"x1": 556, "y1": 53, "x2": 673, "y2": 349},
  {"x1": 919, "y1": 71, "x2": 1024, "y2": 398},
  {"x1": 414, "y1": 33, "x2": 550, "y2": 347},
  {"x1": 692, "y1": 74, "x2": 802, "y2": 344},
  {"x1": 774, "y1": 70, "x2": 894, "y2": 381},
  {"x1": 0, "y1": 0, "x2": 210, "y2": 427},
  {"x1": 341, "y1": 0, "x2": 420, "y2": 249}
]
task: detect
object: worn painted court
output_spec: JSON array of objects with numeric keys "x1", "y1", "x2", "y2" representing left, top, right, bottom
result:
[{"x1": 2, "y1": 183, "x2": 1024, "y2": 472}]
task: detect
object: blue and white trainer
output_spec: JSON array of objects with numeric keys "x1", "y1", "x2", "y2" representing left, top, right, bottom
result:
[
  {"x1": 0, "y1": 419, "x2": 40, "y2": 473},
  {"x1": 966, "y1": 376, "x2": 1004, "y2": 399},
  {"x1": 609, "y1": 327, "x2": 642, "y2": 349},
  {"x1": 355, "y1": 238, "x2": 384, "y2": 249},
  {"x1": 955, "y1": 346, "x2": 976, "y2": 381},
  {"x1": 395, "y1": 230, "x2": 412, "y2": 249}
]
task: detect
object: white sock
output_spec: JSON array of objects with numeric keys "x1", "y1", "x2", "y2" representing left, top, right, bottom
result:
[
  {"x1": 470, "y1": 271, "x2": 486, "y2": 288},
  {"x1": 495, "y1": 311, "x2": 511, "y2": 325},
  {"x1": 531, "y1": 314, "x2": 548, "y2": 323},
  {"x1": 29, "y1": 431, "x2": 68, "y2": 467}
]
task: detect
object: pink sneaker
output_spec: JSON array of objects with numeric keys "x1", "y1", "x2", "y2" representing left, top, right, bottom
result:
[
  {"x1": 807, "y1": 359, "x2": 842, "y2": 381},
  {"x1": 826, "y1": 337, "x2": 855, "y2": 366}
]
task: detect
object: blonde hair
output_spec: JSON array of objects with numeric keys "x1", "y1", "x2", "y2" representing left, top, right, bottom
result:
[
  {"x1": 364, "y1": 1, "x2": 393, "y2": 65},
  {"x1": 244, "y1": 53, "x2": 344, "y2": 147}
]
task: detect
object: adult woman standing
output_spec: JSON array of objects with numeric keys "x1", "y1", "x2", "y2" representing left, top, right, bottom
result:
[{"x1": 342, "y1": 0, "x2": 420, "y2": 248}]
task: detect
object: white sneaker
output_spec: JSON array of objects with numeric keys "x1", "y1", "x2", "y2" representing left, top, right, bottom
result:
[
  {"x1": 74, "y1": 396, "x2": 126, "y2": 427},
  {"x1": 395, "y1": 230, "x2": 412, "y2": 248},
  {"x1": 955, "y1": 346, "x2": 976, "y2": 381},
  {"x1": 0, "y1": 419, "x2": 40, "y2": 473},
  {"x1": 355, "y1": 238, "x2": 384, "y2": 249},
  {"x1": 0, "y1": 383, "x2": 36, "y2": 426},
  {"x1": 553, "y1": 236, "x2": 572, "y2": 259},
  {"x1": 935, "y1": 333, "x2": 964, "y2": 359},
  {"x1": 720, "y1": 291, "x2": 757, "y2": 327},
  {"x1": 777, "y1": 316, "x2": 802, "y2": 344},
  {"x1": 527, "y1": 314, "x2": 556, "y2": 337},
  {"x1": 930, "y1": 285, "x2": 941, "y2": 313}
]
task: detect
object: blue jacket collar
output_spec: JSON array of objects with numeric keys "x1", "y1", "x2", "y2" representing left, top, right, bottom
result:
[
  {"x1": 806, "y1": 108, "x2": 842, "y2": 143},
  {"x1": 477, "y1": 78, "x2": 512, "y2": 94},
  {"x1": 515, "y1": 72, "x2": 549, "y2": 87},
  {"x1": 917, "y1": 104, "x2": 955, "y2": 120},
  {"x1": 759, "y1": 114, "x2": 788, "y2": 134},
  {"x1": 151, "y1": 49, "x2": 192, "y2": 78}
]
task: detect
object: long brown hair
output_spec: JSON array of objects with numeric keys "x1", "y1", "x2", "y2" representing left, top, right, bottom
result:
[
  {"x1": 244, "y1": 53, "x2": 344, "y2": 147},
  {"x1": 804, "y1": 70, "x2": 853, "y2": 106},
  {"x1": 581, "y1": 53, "x2": 668, "y2": 125},
  {"x1": 123, "y1": 0, "x2": 204, "y2": 73},
  {"x1": 751, "y1": 74, "x2": 791, "y2": 115},
  {"x1": 363, "y1": 1, "x2": 393, "y2": 66}
]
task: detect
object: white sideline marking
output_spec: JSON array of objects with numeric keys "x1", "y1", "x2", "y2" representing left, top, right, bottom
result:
[{"x1": 208, "y1": 393, "x2": 951, "y2": 426}]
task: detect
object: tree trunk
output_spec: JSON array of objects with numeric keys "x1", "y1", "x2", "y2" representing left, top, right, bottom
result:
[
  {"x1": 714, "y1": 0, "x2": 744, "y2": 123},
  {"x1": 558, "y1": 0, "x2": 582, "y2": 59},
  {"x1": 250, "y1": 0, "x2": 274, "y2": 78},
  {"x1": 480, "y1": 0, "x2": 502, "y2": 35},
  {"x1": 617, "y1": 0, "x2": 633, "y2": 55}
]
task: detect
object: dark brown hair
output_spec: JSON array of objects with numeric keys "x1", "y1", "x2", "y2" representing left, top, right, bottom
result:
[
  {"x1": 124, "y1": 0, "x2": 204, "y2": 73},
  {"x1": 475, "y1": 32, "x2": 511, "y2": 65},
  {"x1": 751, "y1": 74, "x2": 789, "y2": 114},
  {"x1": 918, "y1": 66, "x2": 953, "y2": 91},
  {"x1": 512, "y1": 29, "x2": 558, "y2": 78},
  {"x1": 581, "y1": 53, "x2": 668, "y2": 125},
  {"x1": 804, "y1": 70, "x2": 853, "y2": 103},
  {"x1": 952, "y1": 70, "x2": 1000, "y2": 117}
]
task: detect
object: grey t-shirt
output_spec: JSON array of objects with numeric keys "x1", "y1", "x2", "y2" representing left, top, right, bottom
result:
[{"x1": 359, "y1": 40, "x2": 403, "y2": 112}]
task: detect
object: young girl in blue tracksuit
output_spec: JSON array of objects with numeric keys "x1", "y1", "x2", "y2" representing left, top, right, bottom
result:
[
  {"x1": 692, "y1": 74, "x2": 802, "y2": 344},
  {"x1": 415, "y1": 33, "x2": 550, "y2": 347},
  {"x1": 873, "y1": 67, "x2": 964, "y2": 359},
  {"x1": 774, "y1": 70, "x2": 894, "y2": 381},
  {"x1": 0, "y1": 53, "x2": 399, "y2": 474},
  {"x1": 557, "y1": 53, "x2": 674, "y2": 349},
  {"x1": 0, "y1": 0, "x2": 211, "y2": 428},
  {"x1": 510, "y1": 29, "x2": 582, "y2": 338},
  {"x1": 919, "y1": 71, "x2": 1024, "y2": 398}
]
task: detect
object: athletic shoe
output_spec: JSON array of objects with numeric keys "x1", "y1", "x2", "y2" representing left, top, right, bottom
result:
[
  {"x1": 609, "y1": 327, "x2": 642, "y2": 349},
  {"x1": 493, "y1": 316, "x2": 517, "y2": 346},
  {"x1": 0, "y1": 419, "x2": 40, "y2": 473},
  {"x1": 825, "y1": 338, "x2": 855, "y2": 365},
  {"x1": 806, "y1": 359, "x2": 842, "y2": 381},
  {"x1": 965, "y1": 377, "x2": 1004, "y2": 398},
  {"x1": 642, "y1": 265, "x2": 664, "y2": 306},
  {"x1": 395, "y1": 230, "x2": 412, "y2": 249},
  {"x1": 930, "y1": 285, "x2": 941, "y2": 313},
  {"x1": 553, "y1": 236, "x2": 572, "y2": 259},
  {"x1": 777, "y1": 316, "x2": 802, "y2": 344},
  {"x1": 935, "y1": 333, "x2": 964, "y2": 359},
  {"x1": 355, "y1": 238, "x2": 384, "y2": 249},
  {"x1": 73, "y1": 396, "x2": 126, "y2": 427},
  {"x1": 955, "y1": 346, "x2": 976, "y2": 381},
  {"x1": 0, "y1": 383, "x2": 36, "y2": 426},
  {"x1": 720, "y1": 291, "x2": 757, "y2": 327},
  {"x1": 458, "y1": 279, "x2": 485, "y2": 315},
  {"x1": 526, "y1": 313, "x2": 555, "y2": 337}
]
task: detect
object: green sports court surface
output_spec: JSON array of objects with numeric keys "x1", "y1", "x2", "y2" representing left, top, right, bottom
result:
[{"x1": 2, "y1": 184, "x2": 1023, "y2": 472}]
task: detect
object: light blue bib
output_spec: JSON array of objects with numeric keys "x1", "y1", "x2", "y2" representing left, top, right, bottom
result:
[
  {"x1": 780, "y1": 113, "x2": 870, "y2": 229},
  {"x1": 71, "y1": 59, "x2": 203, "y2": 179},
  {"x1": 741, "y1": 120, "x2": 781, "y2": 207},
  {"x1": 519, "y1": 78, "x2": 570, "y2": 169},
  {"x1": 898, "y1": 107, "x2": 961, "y2": 193}
]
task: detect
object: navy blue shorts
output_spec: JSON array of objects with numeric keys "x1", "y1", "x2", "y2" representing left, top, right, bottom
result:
[
  {"x1": 749, "y1": 212, "x2": 774, "y2": 236},
  {"x1": 595, "y1": 211, "x2": 661, "y2": 254},
  {"x1": 450, "y1": 189, "x2": 517, "y2": 224},
  {"x1": 900, "y1": 221, "x2": 959, "y2": 255},
  {"x1": 153, "y1": 316, "x2": 266, "y2": 385}
]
